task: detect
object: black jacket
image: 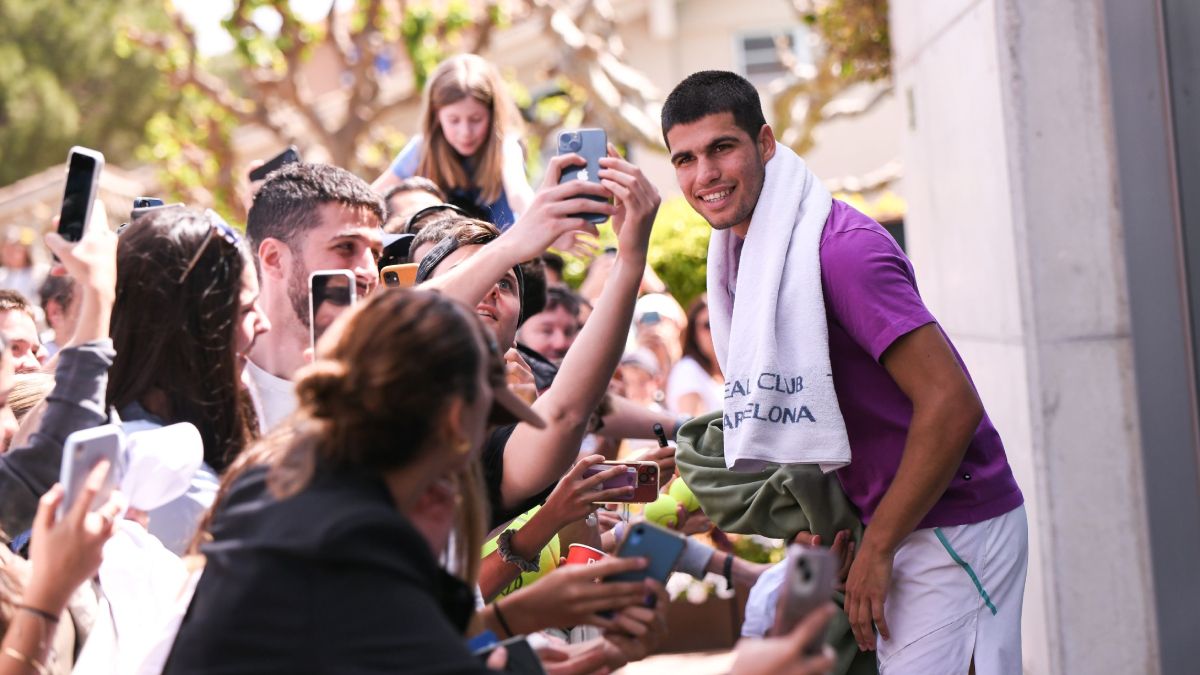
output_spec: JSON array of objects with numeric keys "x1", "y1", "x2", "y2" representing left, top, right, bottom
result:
[{"x1": 163, "y1": 464, "x2": 488, "y2": 674}]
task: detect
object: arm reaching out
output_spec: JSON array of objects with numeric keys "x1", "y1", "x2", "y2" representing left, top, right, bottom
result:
[{"x1": 500, "y1": 147, "x2": 659, "y2": 508}]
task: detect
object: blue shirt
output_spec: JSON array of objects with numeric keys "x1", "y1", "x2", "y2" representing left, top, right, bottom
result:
[{"x1": 389, "y1": 135, "x2": 520, "y2": 230}]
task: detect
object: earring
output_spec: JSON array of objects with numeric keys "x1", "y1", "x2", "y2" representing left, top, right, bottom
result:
[{"x1": 452, "y1": 438, "x2": 472, "y2": 455}]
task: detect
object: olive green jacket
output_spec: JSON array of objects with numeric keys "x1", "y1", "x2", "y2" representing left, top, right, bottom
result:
[{"x1": 676, "y1": 412, "x2": 876, "y2": 675}]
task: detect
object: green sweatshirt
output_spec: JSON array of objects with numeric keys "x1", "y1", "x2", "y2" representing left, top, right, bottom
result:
[{"x1": 676, "y1": 412, "x2": 876, "y2": 675}]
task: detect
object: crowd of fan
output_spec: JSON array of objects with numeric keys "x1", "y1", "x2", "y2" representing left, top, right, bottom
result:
[{"x1": 0, "y1": 55, "x2": 839, "y2": 675}]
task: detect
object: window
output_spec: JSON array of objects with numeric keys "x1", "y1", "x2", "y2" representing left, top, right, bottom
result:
[{"x1": 737, "y1": 28, "x2": 812, "y2": 80}]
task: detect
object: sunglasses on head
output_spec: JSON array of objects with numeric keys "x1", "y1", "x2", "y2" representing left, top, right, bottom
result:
[{"x1": 178, "y1": 209, "x2": 242, "y2": 284}]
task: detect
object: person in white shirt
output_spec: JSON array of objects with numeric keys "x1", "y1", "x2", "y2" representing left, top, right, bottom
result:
[
  {"x1": 667, "y1": 294, "x2": 723, "y2": 416},
  {"x1": 243, "y1": 163, "x2": 385, "y2": 432}
]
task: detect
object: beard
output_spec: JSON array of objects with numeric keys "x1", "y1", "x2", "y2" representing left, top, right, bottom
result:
[{"x1": 287, "y1": 261, "x2": 311, "y2": 330}]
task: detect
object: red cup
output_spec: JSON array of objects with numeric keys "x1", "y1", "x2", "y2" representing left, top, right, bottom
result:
[{"x1": 565, "y1": 543, "x2": 607, "y2": 566}]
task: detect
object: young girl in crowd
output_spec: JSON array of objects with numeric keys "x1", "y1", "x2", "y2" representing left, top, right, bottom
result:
[{"x1": 373, "y1": 54, "x2": 534, "y2": 230}]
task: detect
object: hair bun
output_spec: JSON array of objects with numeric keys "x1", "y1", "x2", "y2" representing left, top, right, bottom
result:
[{"x1": 294, "y1": 360, "x2": 350, "y2": 419}]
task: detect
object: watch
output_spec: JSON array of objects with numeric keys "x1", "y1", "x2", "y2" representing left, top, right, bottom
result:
[{"x1": 496, "y1": 528, "x2": 540, "y2": 573}]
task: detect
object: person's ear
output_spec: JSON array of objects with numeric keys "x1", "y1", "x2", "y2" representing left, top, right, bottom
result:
[
  {"x1": 438, "y1": 397, "x2": 472, "y2": 456},
  {"x1": 758, "y1": 124, "x2": 777, "y2": 163},
  {"x1": 258, "y1": 238, "x2": 289, "y2": 280}
]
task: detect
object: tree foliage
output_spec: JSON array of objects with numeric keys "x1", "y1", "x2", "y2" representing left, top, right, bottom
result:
[
  {"x1": 0, "y1": 0, "x2": 172, "y2": 186},
  {"x1": 773, "y1": 0, "x2": 892, "y2": 155},
  {"x1": 127, "y1": 0, "x2": 505, "y2": 221}
]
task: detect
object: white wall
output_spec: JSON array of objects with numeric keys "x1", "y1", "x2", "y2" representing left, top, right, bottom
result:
[{"x1": 889, "y1": 0, "x2": 1159, "y2": 672}]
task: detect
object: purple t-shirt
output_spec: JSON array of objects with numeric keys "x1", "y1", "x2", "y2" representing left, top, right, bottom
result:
[{"x1": 819, "y1": 200, "x2": 1022, "y2": 529}]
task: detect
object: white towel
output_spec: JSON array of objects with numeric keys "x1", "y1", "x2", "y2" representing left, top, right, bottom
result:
[{"x1": 706, "y1": 143, "x2": 851, "y2": 472}]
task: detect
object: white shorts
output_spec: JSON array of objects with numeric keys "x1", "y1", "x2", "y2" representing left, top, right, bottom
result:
[{"x1": 877, "y1": 505, "x2": 1028, "y2": 675}]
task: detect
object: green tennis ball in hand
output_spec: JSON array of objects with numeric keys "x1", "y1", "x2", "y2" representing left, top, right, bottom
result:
[
  {"x1": 668, "y1": 478, "x2": 701, "y2": 512},
  {"x1": 643, "y1": 494, "x2": 681, "y2": 528}
]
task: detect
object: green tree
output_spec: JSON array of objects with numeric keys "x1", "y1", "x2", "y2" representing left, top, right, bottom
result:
[
  {"x1": 774, "y1": 0, "x2": 892, "y2": 155},
  {"x1": 0, "y1": 0, "x2": 173, "y2": 186},
  {"x1": 128, "y1": 0, "x2": 504, "y2": 221}
]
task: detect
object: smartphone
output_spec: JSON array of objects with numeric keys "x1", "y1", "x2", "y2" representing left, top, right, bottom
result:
[
  {"x1": 309, "y1": 270, "x2": 356, "y2": 351},
  {"x1": 774, "y1": 544, "x2": 838, "y2": 646},
  {"x1": 582, "y1": 460, "x2": 660, "y2": 503},
  {"x1": 120, "y1": 198, "x2": 184, "y2": 235},
  {"x1": 248, "y1": 145, "x2": 301, "y2": 182},
  {"x1": 608, "y1": 521, "x2": 686, "y2": 585},
  {"x1": 556, "y1": 129, "x2": 609, "y2": 223},
  {"x1": 58, "y1": 424, "x2": 126, "y2": 519},
  {"x1": 380, "y1": 263, "x2": 419, "y2": 289},
  {"x1": 58, "y1": 147, "x2": 105, "y2": 243},
  {"x1": 473, "y1": 635, "x2": 546, "y2": 674}
]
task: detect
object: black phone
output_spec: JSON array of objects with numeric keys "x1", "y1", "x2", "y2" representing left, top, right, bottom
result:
[
  {"x1": 309, "y1": 270, "x2": 356, "y2": 352},
  {"x1": 58, "y1": 147, "x2": 105, "y2": 243},
  {"x1": 556, "y1": 129, "x2": 609, "y2": 224},
  {"x1": 473, "y1": 636, "x2": 546, "y2": 675},
  {"x1": 249, "y1": 145, "x2": 301, "y2": 182},
  {"x1": 608, "y1": 521, "x2": 686, "y2": 585}
]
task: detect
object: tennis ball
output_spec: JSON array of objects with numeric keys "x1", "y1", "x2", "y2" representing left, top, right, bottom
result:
[
  {"x1": 643, "y1": 494, "x2": 681, "y2": 528},
  {"x1": 668, "y1": 478, "x2": 701, "y2": 512}
]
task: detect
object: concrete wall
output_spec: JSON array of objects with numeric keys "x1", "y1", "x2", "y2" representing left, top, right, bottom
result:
[{"x1": 890, "y1": 0, "x2": 1159, "y2": 672}]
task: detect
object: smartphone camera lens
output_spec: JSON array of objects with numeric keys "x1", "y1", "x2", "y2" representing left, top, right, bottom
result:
[
  {"x1": 384, "y1": 271, "x2": 399, "y2": 287},
  {"x1": 561, "y1": 132, "x2": 582, "y2": 153},
  {"x1": 797, "y1": 558, "x2": 812, "y2": 582}
]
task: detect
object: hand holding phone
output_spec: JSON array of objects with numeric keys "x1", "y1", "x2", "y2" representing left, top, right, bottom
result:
[
  {"x1": 773, "y1": 544, "x2": 838, "y2": 648},
  {"x1": 556, "y1": 129, "x2": 610, "y2": 224},
  {"x1": 309, "y1": 270, "x2": 356, "y2": 352},
  {"x1": 581, "y1": 460, "x2": 659, "y2": 503},
  {"x1": 58, "y1": 147, "x2": 105, "y2": 244},
  {"x1": 608, "y1": 521, "x2": 686, "y2": 585},
  {"x1": 58, "y1": 424, "x2": 127, "y2": 519}
]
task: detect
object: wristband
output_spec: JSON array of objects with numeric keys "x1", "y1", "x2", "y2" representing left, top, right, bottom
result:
[
  {"x1": 497, "y1": 529, "x2": 540, "y2": 573},
  {"x1": 722, "y1": 553, "x2": 735, "y2": 590},
  {"x1": 492, "y1": 599, "x2": 516, "y2": 638}
]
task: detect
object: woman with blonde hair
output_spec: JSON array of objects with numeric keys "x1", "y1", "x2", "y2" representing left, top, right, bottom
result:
[{"x1": 373, "y1": 54, "x2": 534, "y2": 230}]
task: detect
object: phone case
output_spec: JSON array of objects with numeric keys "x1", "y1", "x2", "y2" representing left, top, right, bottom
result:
[
  {"x1": 59, "y1": 147, "x2": 105, "y2": 243},
  {"x1": 775, "y1": 544, "x2": 838, "y2": 647},
  {"x1": 309, "y1": 270, "x2": 357, "y2": 351},
  {"x1": 583, "y1": 460, "x2": 659, "y2": 503},
  {"x1": 380, "y1": 263, "x2": 419, "y2": 289},
  {"x1": 58, "y1": 424, "x2": 126, "y2": 518},
  {"x1": 609, "y1": 522, "x2": 686, "y2": 585},
  {"x1": 556, "y1": 129, "x2": 609, "y2": 223}
]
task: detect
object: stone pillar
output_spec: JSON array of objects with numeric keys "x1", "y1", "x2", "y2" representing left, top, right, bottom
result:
[{"x1": 889, "y1": 0, "x2": 1159, "y2": 672}]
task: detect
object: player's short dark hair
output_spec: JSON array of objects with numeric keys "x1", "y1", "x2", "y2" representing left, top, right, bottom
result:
[{"x1": 661, "y1": 70, "x2": 768, "y2": 148}]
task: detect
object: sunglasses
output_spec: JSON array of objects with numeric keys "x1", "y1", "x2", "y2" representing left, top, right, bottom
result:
[
  {"x1": 403, "y1": 203, "x2": 469, "y2": 234},
  {"x1": 178, "y1": 209, "x2": 243, "y2": 284}
]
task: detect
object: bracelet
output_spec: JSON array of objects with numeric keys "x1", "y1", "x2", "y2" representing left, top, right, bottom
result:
[
  {"x1": 722, "y1": 553, "x2": 735, "y2": 590},
  {"x1": 492, "y1": 599, "x2": 516, "y2": 638},
  {"x1": 3, "y1": 646, "x2": 49, "y2": 675},
  {"x1": 17, "y1": 605, "x2": 59, "y2": 623},
  {"x1": 496, "y1": 529, "x2": 540, "y2": 573}
]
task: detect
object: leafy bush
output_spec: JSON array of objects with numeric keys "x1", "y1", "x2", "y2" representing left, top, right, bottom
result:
[{"x1": 562, "y1": 195, "x2": 711, "y2": 307}]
